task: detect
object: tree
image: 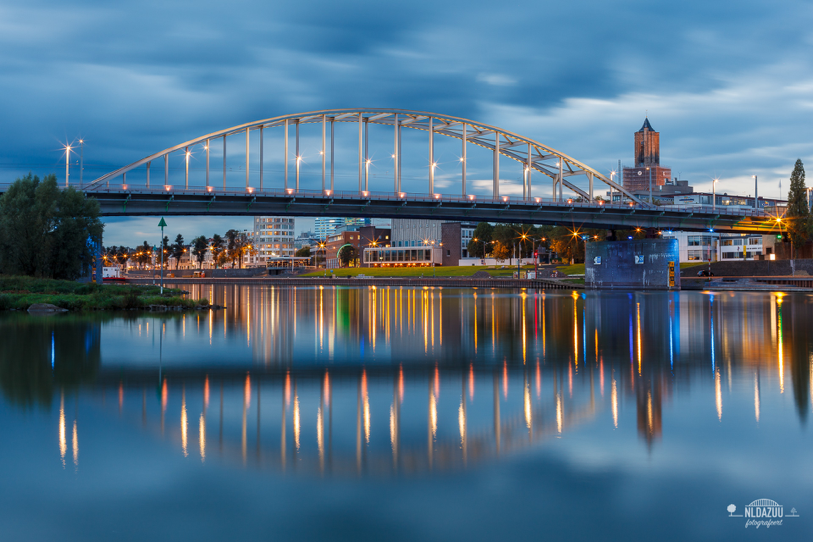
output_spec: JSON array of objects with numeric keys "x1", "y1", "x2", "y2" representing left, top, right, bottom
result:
[
  {"x1": 516, "y1": 224, "x2": 545, "y2": 258},
  {"x1": 492, "y1": 223, "x2": 516, "y2": 246},
  {"x1": 225, "y1": 229, "x2": 239, "y2": 266},
  {"x1": 295, "y1": 246, "x2": 311, "y2": 258},
  {"x1": 115, "y1": 246, "x2": 130, "y2": 267},
  {"x1": 228, "y1": 232, "x2": 252, "y2": 268},
  {"x1": 171, "y1": 234, "x2": 185, "y2": 269},
  {"x1": 210, "y1": 234, "x2": 224, "y2": 268},
  {"x1": 192, "y1": 236, "x2": 208, "y2": 269},
  {"x1": 467, "y1": 222, "x2": 493, "y2": 258},
  {"x1": 136, "y1": 241, "x2": 152, "y2": 269},
  {"x1": 160, "y1": 235, "x2": 170, "y2": 269},
  {"x1": 338, "y1": 245, "x2": 357, "y2": 267},
  {"x1": 216, "y1": 250, "x2": 230, "y2": 268},
  {"x1": 785, "y1": 159, "x2": 811, "y2": 257},
  {"x1": 0, "y1": 173, "x2": 102, "y2": 279},
  {"x1": 491, "y1": 241, "x2": 512, "y2": 263}
]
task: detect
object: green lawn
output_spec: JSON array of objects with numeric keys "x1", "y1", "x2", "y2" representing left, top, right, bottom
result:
[
  {"x1": 300, "y1": 265, "x2": 537, "y2": 278},
  {"x1": 557, "y1": 264, "x2": 585, "y2": 275}
]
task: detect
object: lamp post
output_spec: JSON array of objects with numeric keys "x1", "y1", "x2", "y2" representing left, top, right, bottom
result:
[
  {"x1": 753, "y1": 175, "x2": 759, "y2": 209},
  {"x1": 521, "y1": 233, "x2": 538, "y2": 278},
  {"x1": 425, "y1": 239, "x2": 436, "y2": 276},
  {"x1": 609, "y1": 170, "x2": 615, "y2": 204},
  {"x1": 158, "y1": 218, "x2": 167, "y2": 294},
  {"x1": 365, "y1": 159, "x2": 371, "y2": 191},
  {"x1": 647, "y1": 166, "x2": 652, "y2": 204},
  {"x1": 79, "y1": 139, "x2": 84, "y2": 189},
  {"x1": 368, "y1": 237, "x2": 380, "y2": 268},
  {"x1": 472, "y1": 237, "x2": 490, "y2": 266},
  {"x1": 64, "y1": 144, "x2": 71, "y2": 188}
]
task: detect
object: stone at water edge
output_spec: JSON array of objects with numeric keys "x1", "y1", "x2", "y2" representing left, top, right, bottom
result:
[{"x1": 27, "y1": 303, "x2": 68, "y2": 313}]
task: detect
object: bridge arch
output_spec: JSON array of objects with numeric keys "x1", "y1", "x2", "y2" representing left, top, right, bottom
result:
[{"x1": 87, "y1": 108, "x2": 641, "y2": 204}]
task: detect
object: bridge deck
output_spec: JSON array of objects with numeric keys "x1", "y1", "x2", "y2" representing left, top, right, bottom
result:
[{"x1": 72, "y1": 185, "x2": 775, "y2": 232}]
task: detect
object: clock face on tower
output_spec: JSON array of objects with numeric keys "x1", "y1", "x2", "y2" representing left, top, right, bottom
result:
[{"x1": 637, "y1": 171, "x2": 642, "y2": 176}]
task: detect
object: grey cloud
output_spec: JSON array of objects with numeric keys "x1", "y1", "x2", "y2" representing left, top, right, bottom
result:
[{"x1": 2, "y1": 0, "x2": 813, "y2": 244}]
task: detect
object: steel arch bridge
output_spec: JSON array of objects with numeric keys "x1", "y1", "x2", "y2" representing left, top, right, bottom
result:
[
  {"x1": 88, "y1": 108, "x2": 629, "y2": 200},
  {"x1": 81, "y1": 108, "x2": 772, "y2": 232}
]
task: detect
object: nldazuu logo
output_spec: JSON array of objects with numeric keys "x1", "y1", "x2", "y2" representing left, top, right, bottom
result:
[{"x1": 727, "y1": 499, "x2": 800, "y2": 529}]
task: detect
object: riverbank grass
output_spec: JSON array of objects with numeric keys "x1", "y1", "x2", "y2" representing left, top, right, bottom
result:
[{"x1": 0, "y1": 276, "x2": 205, "y2": 311}]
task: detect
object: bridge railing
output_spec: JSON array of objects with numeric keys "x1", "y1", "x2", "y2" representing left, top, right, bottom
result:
[
  {"x1": 0, "y1": 181, "x2": 769, "y2": 218},
  {"x1": 88, "y1": 184, "x2": 768, "y2": 217}
]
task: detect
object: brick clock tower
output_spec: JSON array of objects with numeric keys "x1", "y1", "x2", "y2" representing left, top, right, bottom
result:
[{"x1": 622, "y1": 118, "x2": 671, "y2": 193}]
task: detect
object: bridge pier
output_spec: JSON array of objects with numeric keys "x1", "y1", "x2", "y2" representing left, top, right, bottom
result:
[{"x1": 585, "y1": 239, "x2": 679, "y2": 290}]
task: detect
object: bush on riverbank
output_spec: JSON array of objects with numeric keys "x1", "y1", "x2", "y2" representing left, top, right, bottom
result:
[{"x1": 0, "y1": 276, "x2": 206, "y2": 311}]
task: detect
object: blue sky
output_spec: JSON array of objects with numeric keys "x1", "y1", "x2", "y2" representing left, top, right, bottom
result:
[{"x1": 2, "y1": 0, "x2": 812, "y2": 246}]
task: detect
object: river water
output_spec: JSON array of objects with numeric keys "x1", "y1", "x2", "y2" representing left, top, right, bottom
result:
[{"x1": 0, "y1": 285, "x2": 810, "y2": 540}]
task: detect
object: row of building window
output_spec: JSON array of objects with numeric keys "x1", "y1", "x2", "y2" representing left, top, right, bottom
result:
[{"x1": 363, "y1": 248, "x2": 434, "y2": 263}]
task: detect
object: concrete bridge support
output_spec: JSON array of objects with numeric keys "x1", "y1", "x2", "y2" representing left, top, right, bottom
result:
[{"x1": 585, "y1": 239, "x2": 679, "y2": 290}]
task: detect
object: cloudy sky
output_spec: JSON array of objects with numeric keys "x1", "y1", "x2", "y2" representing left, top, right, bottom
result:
[{"x1": 2, "y1": 0, "x2": 812, "y2": 246}]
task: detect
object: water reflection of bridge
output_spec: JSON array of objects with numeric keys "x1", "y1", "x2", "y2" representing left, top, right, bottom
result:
[
  {"x1": 11, "y1": 288, "x2": 810, "y2": 473},
  {"x1": 88, "y1": 365, "x2": 599, "y2": 476}
]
